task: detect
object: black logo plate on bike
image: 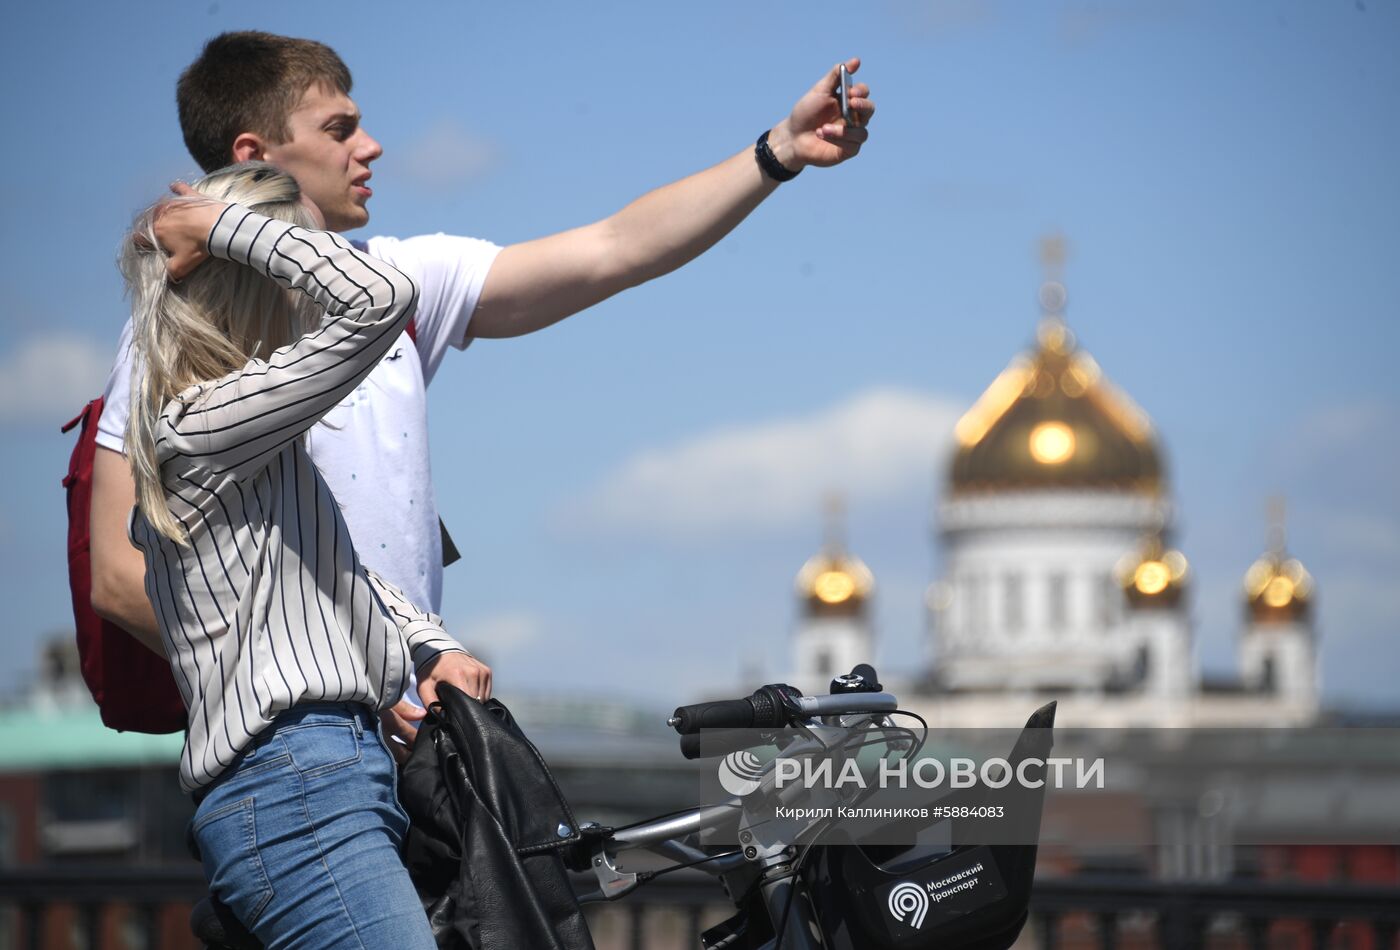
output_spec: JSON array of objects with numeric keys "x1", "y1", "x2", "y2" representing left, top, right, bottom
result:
[{"x1": 877, "y1": 846, "x2": 1008, "y2": 940}]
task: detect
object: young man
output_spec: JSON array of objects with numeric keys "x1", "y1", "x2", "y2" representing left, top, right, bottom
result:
[{"x1": 90, "y1": 32, "x2": 875, "y2": 748}]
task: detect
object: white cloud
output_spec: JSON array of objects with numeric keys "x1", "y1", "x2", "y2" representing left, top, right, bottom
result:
[
  {"x1": 563, "y1": 388, "x2": 963, "y2": 538},
  {"x1": 400, "y1": 120, "x2": 499, "y2": 190},
  {"x1": 0, "y1": 335, "x2": 111, "y2": 427}
]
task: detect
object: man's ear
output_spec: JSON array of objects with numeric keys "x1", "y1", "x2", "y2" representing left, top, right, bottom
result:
[{"x1": 230, "y1": 132, "x2": 268, "y2": 163}]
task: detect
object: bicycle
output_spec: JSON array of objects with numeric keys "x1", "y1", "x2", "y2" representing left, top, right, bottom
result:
[
  {"x1": 568, "y1": 664, "x2": 1055, "y2": 949},
  {"x1": 193, "y1": 664, "x2": 1056, "y2": 949}
]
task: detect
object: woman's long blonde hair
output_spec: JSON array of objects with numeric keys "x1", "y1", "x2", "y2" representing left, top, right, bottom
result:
[{"x1": 121, "y1": 161, "x2": 319, "y2": 543}]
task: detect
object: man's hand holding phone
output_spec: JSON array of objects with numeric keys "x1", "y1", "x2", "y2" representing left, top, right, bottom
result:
[{"x1": 765, "y1": 57, "x2": 874, "y2": 174}]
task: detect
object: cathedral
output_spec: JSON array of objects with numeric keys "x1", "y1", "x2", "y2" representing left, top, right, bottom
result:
[{"x1": 790, "y1": 264, "x2": 1320, "y2": 730}]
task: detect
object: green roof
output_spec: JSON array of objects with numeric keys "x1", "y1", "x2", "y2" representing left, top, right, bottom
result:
[{"x1": 0, "y1": 705, "x2": 183, "y2": 772}]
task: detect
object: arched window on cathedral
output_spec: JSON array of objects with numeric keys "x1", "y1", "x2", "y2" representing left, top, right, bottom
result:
[
  {"x1": 1004, "y1": 574, "x2": 1024, "y2": 633},
  {"x1": 1047, "y1": 572, "x2": 1068, "y2": 633},
  {"x1": 1097, "y1": 572, "x2": 1118, "y2": 629},
  {"x1": 966, "y1": 574, "x2": 987, "y2": 636}
]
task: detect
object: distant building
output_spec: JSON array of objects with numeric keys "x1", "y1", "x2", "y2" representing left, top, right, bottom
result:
[
  {"x1": 0, "y1": 637, "x2": 191, "y2": 869},
  {"x1": 785, "y1": 259, "x2": 1398, "y2": 891},
  {"x1": 791, "y1": 274, "x2": 1319, "y2": 730}
]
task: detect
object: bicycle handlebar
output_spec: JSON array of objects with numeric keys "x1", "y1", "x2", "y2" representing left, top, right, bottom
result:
[
  {"x1": 669, "y1": 684, "x2": 900, "y2": 740},
  {"x1": 668, "y1": 684, "x2": 800, "y2": 734},
  {"x1": 791, "y1": 692, "x2": 899, "y2": 716}
]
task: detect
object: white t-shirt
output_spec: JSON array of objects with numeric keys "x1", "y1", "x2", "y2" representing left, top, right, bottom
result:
[{"x1": 98, "y1": 233, "x2": 502, "y2": 615}]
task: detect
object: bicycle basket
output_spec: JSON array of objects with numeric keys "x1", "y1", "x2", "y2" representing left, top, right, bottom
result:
[{"x1": 801, "y1": 702, "x2": 1055, "y2": 950}]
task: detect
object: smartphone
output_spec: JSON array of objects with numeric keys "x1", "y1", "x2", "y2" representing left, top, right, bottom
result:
[{"x1": 837, "y1": 64, "x2": 853, "y2": 126}]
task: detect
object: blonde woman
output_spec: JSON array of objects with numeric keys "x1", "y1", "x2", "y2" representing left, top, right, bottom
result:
[{"x1": 122, "y1": 162, "x2": 488, "y2": 948}]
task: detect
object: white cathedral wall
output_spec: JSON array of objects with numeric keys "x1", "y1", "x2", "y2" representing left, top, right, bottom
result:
[
  {"x1": 932, "y1": 490, "x2": 1168, "y2": 692},
  {"x1": 938, "y1": 529, "x2": 1143, "y2": 656}
]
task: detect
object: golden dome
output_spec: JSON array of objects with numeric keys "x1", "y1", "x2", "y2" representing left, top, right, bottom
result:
[
  {"x1": 1245, "y1": 554, "x2": 1313, "y2": 624},
  {"x1": 1116, "y1": 535, "x2": 1189, "y2": 609},
  {"x1": 950, "y1": 316, "x2": 1163, "y2": 495},
  {"x1": 1245, "y1": 500, "x2": 1313, "y2": 625},
  {"x1": 796, "y1": 548, "x2": 874, "y2": 618}
]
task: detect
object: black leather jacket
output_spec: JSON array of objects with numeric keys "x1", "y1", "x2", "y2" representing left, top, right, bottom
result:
[{"x1": 398, "y1": 686, "x2": 596, "y2": 950}]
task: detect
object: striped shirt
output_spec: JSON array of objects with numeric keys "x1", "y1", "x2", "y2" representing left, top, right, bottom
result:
[{"x1": 130, "y1": 206, "x2": 465, "y2": 792}]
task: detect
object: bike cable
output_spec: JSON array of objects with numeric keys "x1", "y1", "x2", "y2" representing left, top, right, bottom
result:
[
  {"x1": 902, "y1": 709, "x2": 930, "y2": 759},
  {"x1": 827, "y1": 712, "x2": 927, "y2": 766},
  {"x1": 882, "y1": 709, "x2": 930, "y2": 761},
  {"x1": 608, "y1": 802, "x2": 740, "y2": 834},
  {"x1": 620, "y1": 848, "x2": 746, "y2": 891},
  {"x1": 648, "y1": 848, "x2": 745, "y2": 878}
]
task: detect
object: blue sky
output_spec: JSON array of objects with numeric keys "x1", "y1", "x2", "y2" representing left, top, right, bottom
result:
[{"x1": 1, "y1": 1, "x2": 1396, "y2": 710}]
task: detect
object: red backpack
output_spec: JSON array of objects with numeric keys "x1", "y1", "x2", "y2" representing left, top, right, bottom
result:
[{"x1": 63, "y1": 397, "x2": 187, "y2": 733}]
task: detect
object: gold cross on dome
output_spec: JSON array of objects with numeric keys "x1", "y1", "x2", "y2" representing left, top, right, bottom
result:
[
  {"x1": 823, "y1": 492, "x2": 847, "y2": 551},
  {"x1": 1039, "y1": 233, "x2": 1068, "y2": 283},
  {"x1": 1037, "y1": 234, "x2": 1070, "y2": 317},
  {"x1": 1267, "y1": 496, "x2": 1288, "y2": 555}
]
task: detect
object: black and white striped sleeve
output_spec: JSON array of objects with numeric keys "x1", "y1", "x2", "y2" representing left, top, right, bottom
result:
[
  {"x1": 156, "y1": 206, "x2": 419, "y2": 480},
  {"x1": 365, "y1": 570, "x2": 468, "y2": 672}
]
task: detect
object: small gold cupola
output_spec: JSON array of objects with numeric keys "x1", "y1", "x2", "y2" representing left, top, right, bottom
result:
[
  {"x1": 1116, "y1": 531, "x2": 1190, "y2": 609},
  {"x1": 795, "y1": 497, "x2": 874, "y2": 618},
  {"x1": 1245, "y1": 499, "x2": 1314, "y2": 625}
]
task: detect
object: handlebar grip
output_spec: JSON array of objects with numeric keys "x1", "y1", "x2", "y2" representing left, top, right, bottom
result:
[
  {"x1": 670, "y1": 699, "x2": 757, "y2": 735},
  {"x1": 670, "y1": 685, "x2": 798, "y2": 735}
]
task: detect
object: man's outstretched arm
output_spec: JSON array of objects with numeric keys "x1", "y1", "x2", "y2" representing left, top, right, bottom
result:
[{"x1": 469, "y1": 58, "x2": 875, "y2": 339}]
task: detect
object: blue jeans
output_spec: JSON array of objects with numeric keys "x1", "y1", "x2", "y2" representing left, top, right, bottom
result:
[{"x1": 190, "y1": 704, "x2": 437, "y2": 950}]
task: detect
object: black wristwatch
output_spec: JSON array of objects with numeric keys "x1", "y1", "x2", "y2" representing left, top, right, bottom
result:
[{"x1": 754, "y1": 130, "x2": 801, "y2": 183}]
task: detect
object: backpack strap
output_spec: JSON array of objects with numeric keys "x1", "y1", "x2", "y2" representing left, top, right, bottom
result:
[{"x1": 61, "y1": 399, "x2": 97, "y2": 435}]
